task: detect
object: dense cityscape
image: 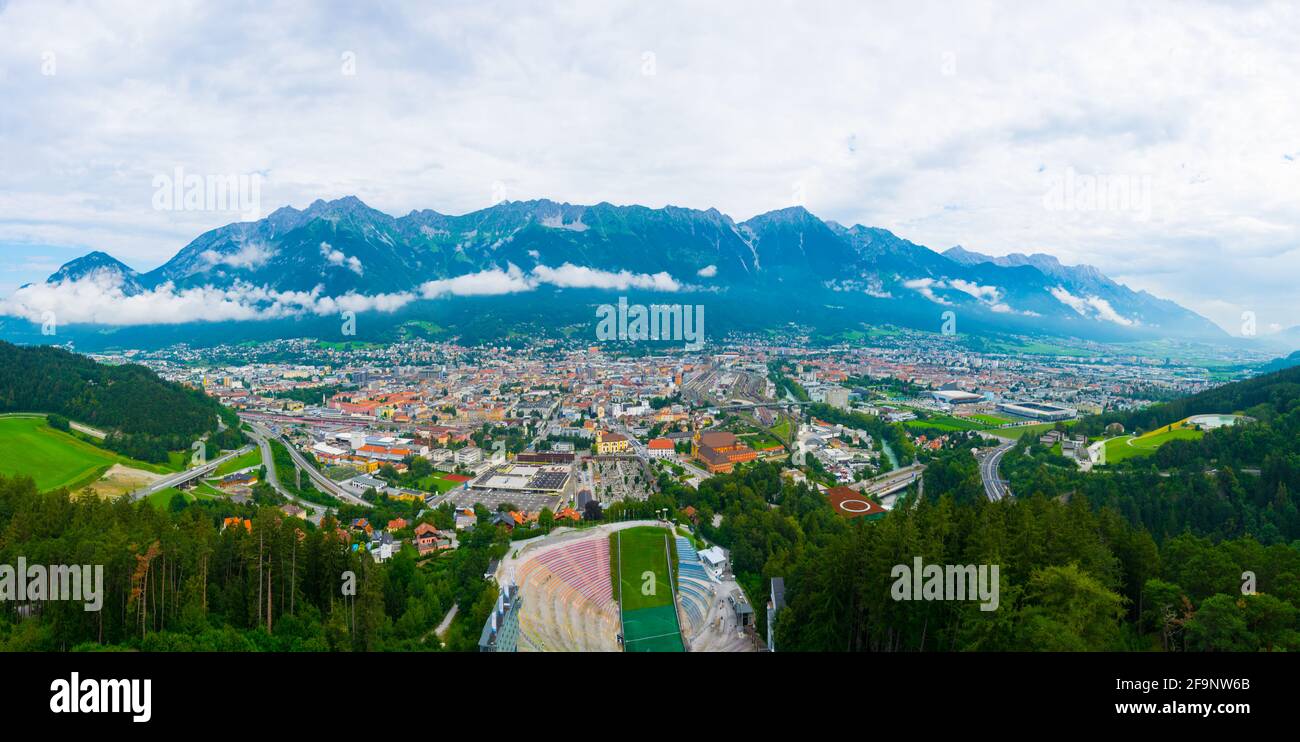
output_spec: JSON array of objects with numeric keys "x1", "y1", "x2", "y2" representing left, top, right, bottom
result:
[{"x1": 3, "y1": 0, "x2": 1297, "y2": 726}]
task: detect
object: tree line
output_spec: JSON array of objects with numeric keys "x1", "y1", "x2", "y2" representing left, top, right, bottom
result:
[
  {"x1": 0, "y1": 473, "x2": 507, "y2": 652},
  {"x1": 0, "y1": 341, "x2": 236, "y2": 462}
]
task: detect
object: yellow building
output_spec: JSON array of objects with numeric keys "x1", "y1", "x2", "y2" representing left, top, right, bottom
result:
[{"x1": 596, "y1": 431, "x2": 630, "y2": 455}]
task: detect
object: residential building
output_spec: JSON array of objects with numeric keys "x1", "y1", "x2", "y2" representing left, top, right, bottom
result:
[
  {"x1": 647, "y1": 437, "x2": 675, "y2": 459},
  {"x1": 454, "y1": 446, "x2": 483, "y2": 466}
]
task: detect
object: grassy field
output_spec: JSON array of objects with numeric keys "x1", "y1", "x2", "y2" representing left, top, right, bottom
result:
[
  {"x1": 610, "y1": 526, "x2": 683, "y2": 652},
  {"x1": 969, "y1": 413, "x2": 1015, "y2": 426},
  {"x1": 905, "y1": 414, "x2": 988, "y2": 432},
  {"x1": 0, "y1": 416, "x2": 120, "y2": 491},
  {"x1": 415, "y1": 472, "x2": 463, "y2": 493},
  {"x1": 1134, "y1": 423, "x2": 1205, "y2": 448},
  {"x1": 769, "y1": 416, "x2": 793, "y2": 441},
  {"x1": 994, "y1": 421, "x2": 1078, "y2": 440},
  {"x1": 192, "y1": 481, "x2": 229, "y2": 498},
  {"x1": 611, "y1": 526, "x2": 678, "y2": 611},
  {"x1": 213, "y1": 448, "x2": 262, "y2": 477},
  {"x1": 0, "y1": 416, "x2": 166, "y2": 492},
  {"x1": 163, "y1": 450, "x2": 189, "y2": 473},
  {"x1": 1103, "y1": 419, "x2": 1205, "y2": 464},
  {"x1": 1103, "y1": 435, "x2": 1146, "y2": 463},
  {"x1": 147, "y1": 487, "x2": 189, "y2": 508},
  {"x1": 739, "y1": 430, "x2": 785, "y2": 451},
  {"x1": 146, "y1": 484, "x2": 225, "y2": 509}
]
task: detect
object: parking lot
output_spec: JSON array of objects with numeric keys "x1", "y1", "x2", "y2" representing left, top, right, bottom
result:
[{"x1": 441, "y1": 487, "x2": 562, "y2": 514}]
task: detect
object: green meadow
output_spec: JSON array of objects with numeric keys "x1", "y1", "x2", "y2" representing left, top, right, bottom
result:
[
  {"x1": 0, "y1": 415, "x2": 188, "y2": 491},
  {"x1": 1103, "y1": 419, "x2": 1205, "y2": 463}
]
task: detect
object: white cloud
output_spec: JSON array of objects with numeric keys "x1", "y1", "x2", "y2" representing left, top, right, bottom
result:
[
  {"x1": 905, "y1": 276, "x2": 1039, "y2": 316},
  {"x1": 947, "y1": 279, "x2": 1000, "y2": 303},
  {"x1": 319, "y1": 242, "x2": 344, "y2": 265},
  {"x1": 418, "y1": 264, "x2": 534, "y2": 299},
  {"x1": 1049, "y1": 286, "x2": 1136, "y2": 326},
  {"x1": 319, "y1": 242, "x2": 364, "y2": 275},
  {"x1": 531, "y1": 263, "x2": 681, "y2": 292},
  {"x1": 903, "y1": 277, "x2": 952, "y2": 306},
  {"x1": 1084, "y1": 295, "x2": 1135, "y2": 327},
  {"x1": 696, "y1": 264, "x2": 718, "y2": 278},
  {"x1": 1050, "y1": 286, "x2": 1089, "y2": 316},
  {"x1": 200, "y1": 242, "x2": 274, "y2": 270},
  {"x1": 0, "y1": 262, "x2": 685, "y2": 326},
  {"x1": 0, "y1": 273, "x2": 318, "y2": 325}
]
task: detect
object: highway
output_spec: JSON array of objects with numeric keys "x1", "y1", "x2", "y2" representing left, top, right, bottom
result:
[
  {"x1": 129, "y1": 444, "x2": 255, "y2": 501},
  {"x1": 247, "y1": 428, "x2": 332, "y2": 521},
  {"x1": 244, "y1": 420, "x2": 372, "y2": 508},
  {"x1": 979, "y1": 441, "x2": 1015, "y2": 501}
]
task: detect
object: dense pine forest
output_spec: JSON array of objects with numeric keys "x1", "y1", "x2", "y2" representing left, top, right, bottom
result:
[
  {"x1": 0, "y1": 341, "x2": 236, "y2": 461},
  {"x1": 662, "y1": 459, "x2": 1299, "y2": 652},
  {"x1": 0, "y1": 474, "x2": 505, "y2": 651}
]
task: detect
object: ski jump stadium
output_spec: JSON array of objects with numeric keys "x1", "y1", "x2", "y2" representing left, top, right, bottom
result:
[{"x1": 482, "y1": 521, "x2": 756, "y2": 652}]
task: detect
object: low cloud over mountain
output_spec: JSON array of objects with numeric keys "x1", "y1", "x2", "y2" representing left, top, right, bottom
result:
[{"x1": 1, "y1": 197, "x2": 1223, "y2": 340}]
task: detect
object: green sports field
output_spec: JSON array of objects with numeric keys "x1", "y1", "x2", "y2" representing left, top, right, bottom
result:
[
  {"x1": 611, "y1": 526, "x2": 684, "y2": 652},
  {"x1": 415, "y1": 472, "x2": 463, "y2": 493},
  {"x1": 905, "y1": 415, "x2": 987, "y2": 432},
  {"x1": 969, "y1": 413, "x2": 1015, "y2": 426}
]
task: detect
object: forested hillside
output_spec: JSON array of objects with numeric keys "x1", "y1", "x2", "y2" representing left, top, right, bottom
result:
[
  {"x1": 1011, "y1": 369, "x2": 1300, "y2": 544},
  {"x1": 1079, "y1": 364, "x2": 1300, "y2": 435},
  {"x1": 0, "y1": 341, "x2": 235, "y2": 461},
  {"x1": 0, "y1": 474, "x2": 503, "y2": 651},
  {"x1": 659, "y1": 461, "x2": 1300, "y2": 652}
]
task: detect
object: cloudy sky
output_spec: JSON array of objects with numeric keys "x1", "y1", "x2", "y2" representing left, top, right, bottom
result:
[{"x1": 1, "y1": 0, "x2": 1297, "y2": 335}]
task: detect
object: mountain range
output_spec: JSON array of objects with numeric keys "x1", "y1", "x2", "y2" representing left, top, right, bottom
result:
[{"x1": 11, "y1": 196, "x2": 1227, "y2": 345}]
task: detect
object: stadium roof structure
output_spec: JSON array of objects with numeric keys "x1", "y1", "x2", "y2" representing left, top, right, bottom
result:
[
  {"x1": 996, "y1": 400, "x2": 1077, "y2": 421},
  {"x1": 931, "y1": 389, "x2": 984, "y2": 404}
]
